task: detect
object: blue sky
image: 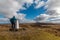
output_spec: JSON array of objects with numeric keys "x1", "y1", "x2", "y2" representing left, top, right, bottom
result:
[
  {"x1": 17, "y1": 0, "x2": 47, "y2": 20},
  {"x1": 0, "y1": 0, "x2": 48, "y2": 20},
  {"x1": 0, "y1": 0, "x2": 60, "y2": 23}
]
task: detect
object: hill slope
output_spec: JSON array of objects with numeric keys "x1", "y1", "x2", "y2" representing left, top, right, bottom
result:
[
  {"x1": 0, "y1": 24, "x2": 60, "y2": 40},
  {"x1": 0, "y1": 28, "x2": 60, "y2": 40}
]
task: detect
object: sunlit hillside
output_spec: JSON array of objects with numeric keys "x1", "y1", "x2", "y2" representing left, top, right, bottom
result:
[{"x1": 0, "y1": 23, "x2": 60, "y2": 40}]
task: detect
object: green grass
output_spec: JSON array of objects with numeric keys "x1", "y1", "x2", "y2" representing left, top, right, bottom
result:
[{"x1": 0, "y1": 29, "x2": 60, "y2": 40}]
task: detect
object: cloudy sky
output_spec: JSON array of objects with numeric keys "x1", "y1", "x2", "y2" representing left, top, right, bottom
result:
[{"x1": 0, "y1": 0, "x2": 60, "y2": 23}]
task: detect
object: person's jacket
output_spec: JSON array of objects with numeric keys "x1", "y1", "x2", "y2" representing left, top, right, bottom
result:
[{"x1": 10, "y1": 16, "x2": 17, "y2": 24}]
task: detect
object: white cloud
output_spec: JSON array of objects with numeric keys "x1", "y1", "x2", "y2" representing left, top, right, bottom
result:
[
  {"x1": 17, "y1": 0, "x2": 33, "y2": 3},
  {"x1": 35, "y1": 1, "x2": 45, "y2": 8},
  {"x1": 0, "y1": 13, "x2": 27, "y2": 23},
  {"x1": 17, "y1": 13, "x2": 26, "y2": 20},
  {"x1": 34, "y1": 10, "x2": 60, "y2": 23},
  {"x1": 34, "y1": 14, "x2": 49, "y2": 22},
  {"x1": 46, "y1": 0, "x2": 60, "y2": 23},
  {"x1": 0, "y1": 13, "x2": 35, "y2": 23},
  {"x1": 46, "y1": 0, "x2": 60, "y2": 9},
  {"x1": 17, "y1": 0, "x2": 47, "y2": 9},
  {"x1": 34, "y1": 0, "x2": 60, "y2": 23},
  {"x1": 20, "y1": 19, "x2": 36, "y2": 23},
  {"x1": 17, "y1": 0, "x2": 33, "y2": 9},
  {"x1": 0, "y1": 0, "x2": 33, "y2": 18},
  {"x1": 46, "y1": 0, "x2": 60, "y2": 13},
  {"x1": 0, "y1": 0, "x2": 20, "y2": 18},
  {"x1": 0, "y1": 18, "x2": 9, "y2": 24}
]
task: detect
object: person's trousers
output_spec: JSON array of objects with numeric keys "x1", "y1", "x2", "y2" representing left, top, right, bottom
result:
[{"x1": 11, "y1": 23, "x2": 15, "y2": 29}]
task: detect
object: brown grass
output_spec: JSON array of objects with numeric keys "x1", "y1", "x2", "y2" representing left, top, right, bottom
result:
[{"x1": 0, "y1": 24, "x2": 60, "y2": 40}]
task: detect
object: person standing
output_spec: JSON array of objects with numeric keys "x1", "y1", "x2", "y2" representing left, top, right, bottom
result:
[{"x1": 10, "y1": 16, "x2": 17, "y2": 31}]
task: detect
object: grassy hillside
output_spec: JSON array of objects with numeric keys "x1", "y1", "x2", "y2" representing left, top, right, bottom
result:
[
  {"x1": 0, "y1": 24, "x2": 60, "y2": 40},
  {"x1": 0, "y1": 28, "x2": 60, "y2": 40}
]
